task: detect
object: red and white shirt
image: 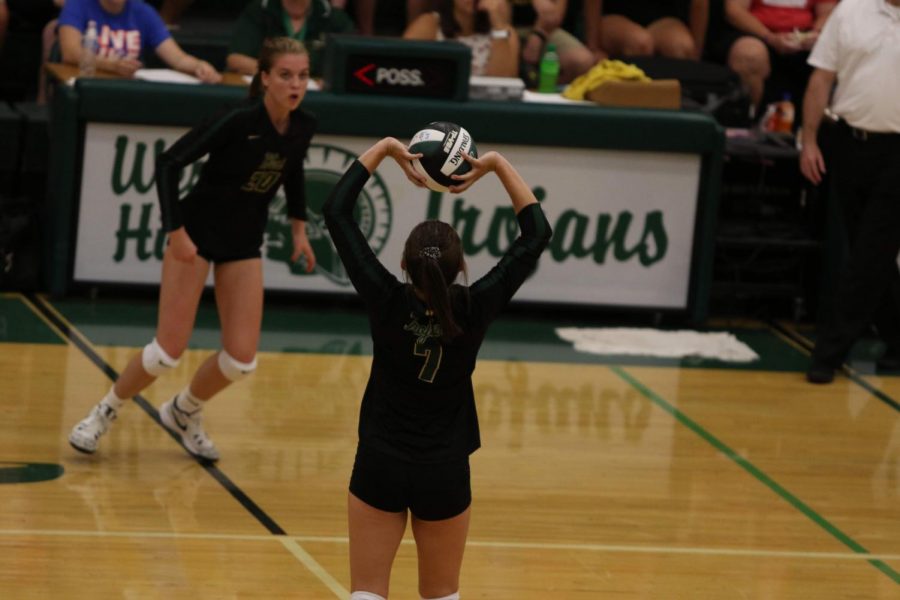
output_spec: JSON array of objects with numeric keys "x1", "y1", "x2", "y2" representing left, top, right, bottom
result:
[{"x1": 750, "y1": 0, "x2": 836, "y2": 32}]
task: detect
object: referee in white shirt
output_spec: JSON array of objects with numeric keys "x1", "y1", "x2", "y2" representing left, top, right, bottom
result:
[{"x1": 799, "y1": 0, "x2": 900, "y2": 384}]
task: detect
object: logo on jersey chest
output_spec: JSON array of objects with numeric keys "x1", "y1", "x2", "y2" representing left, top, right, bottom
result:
[{"x1": 242, "y1": 152, "x2": 286, "y2": 193}]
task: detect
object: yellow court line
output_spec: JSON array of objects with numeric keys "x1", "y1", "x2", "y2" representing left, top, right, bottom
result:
[
  {"x1": 767, "y1": 322, "x2": 812, "y2": 356},
  {"x1": 33, "y1": 293, "x2": 100, "y2": 352},
  {"x1": 279, "y1": 538, "x2": 349, "y2": 599},
  {"x1": 2, "y1": 529, "x2": 900, "y2": 563}
]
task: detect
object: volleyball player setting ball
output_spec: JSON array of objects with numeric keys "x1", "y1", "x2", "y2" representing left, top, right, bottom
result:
[{"x1": 323, "y1": 123, "x2": 552, "y2": 600}]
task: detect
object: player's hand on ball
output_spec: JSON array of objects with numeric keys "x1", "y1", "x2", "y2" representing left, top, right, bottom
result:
[
  {"x1": 168, "y1": 227, "x2": 197, "y2": 263},
  {"x1": 383, "y1": 137, "x2": 427, "y2": 187},
  {"x1": 408, "y1": 122, "x2": 477, "y2": 191},
  {"x1": 449, "y1": 151, "x2": 499, "y2": 193}
]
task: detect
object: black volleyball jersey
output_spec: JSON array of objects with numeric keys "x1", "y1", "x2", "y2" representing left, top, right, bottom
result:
[
  {"x1": 155, "y1": 97, "x2": 316, "y2": 253},
  {"x1": 323, "y1": 160, "x2": 552, "y2": 463}
]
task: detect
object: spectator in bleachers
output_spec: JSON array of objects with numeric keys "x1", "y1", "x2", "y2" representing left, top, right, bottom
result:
[
  {"x1": 352, "y1": 0, "x2": 431, "y2": 36},
  {"x1": 227, "y1": 0, "x2": 355, "y2": 78},
  {"x1": 57, "y1": 0, "x2": 221, "y2": 81},
  {"x1": 511, "y1": 0, "x2": 595, "y2": 84},
  {"x1": 403, "y1": 0, "x2": 520, "y2": 78},
  {"x1": 583, "y1": 0, "x2": 709, "y2": 60},
  {"x1": 711, "y1": 0, "x2": 836, "y2": 111}
]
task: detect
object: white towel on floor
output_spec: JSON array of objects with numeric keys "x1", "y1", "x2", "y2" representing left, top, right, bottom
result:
[{"x1": 556, "y1": 328, "x2": 759, "y2": 362}]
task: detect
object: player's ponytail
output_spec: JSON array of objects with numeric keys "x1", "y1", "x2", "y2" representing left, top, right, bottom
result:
[
  {"x1": 249, "y1": 37, "x2": 308, "y2": 99},
  {"x1": 404, "y1": 221, "x2": 467, "y2": 341}
]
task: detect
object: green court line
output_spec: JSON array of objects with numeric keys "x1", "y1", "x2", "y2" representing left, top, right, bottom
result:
[
  {"x1": 30, "y1": 293, "x2": 897, "y2": 581},
  {"x1": 610, "y1": 365, "x2": 900, "y2": 585}
]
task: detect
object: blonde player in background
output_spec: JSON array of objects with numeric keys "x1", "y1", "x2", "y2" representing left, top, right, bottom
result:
[{"x1": 68, "y1": 38, "x2": 316, "y2": 460}]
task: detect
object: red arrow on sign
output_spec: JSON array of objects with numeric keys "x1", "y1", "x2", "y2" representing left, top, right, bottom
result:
[{"x1": 353, "y1": 63, "x2": 376, "y2": 86}]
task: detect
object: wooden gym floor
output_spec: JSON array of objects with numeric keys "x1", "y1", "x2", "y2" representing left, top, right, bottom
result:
[{"x1": 0, "y1": 291, "x2": 898, "y2": 598}]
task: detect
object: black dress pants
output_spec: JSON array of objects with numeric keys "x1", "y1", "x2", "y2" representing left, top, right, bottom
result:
[{"x1": 812, "y1": 120, "x2": 900, "y2": 366}]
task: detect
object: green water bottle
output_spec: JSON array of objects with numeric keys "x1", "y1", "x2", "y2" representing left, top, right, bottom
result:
[{"x1": 538, "y1": 43, "x2": 560, "y2": 93}]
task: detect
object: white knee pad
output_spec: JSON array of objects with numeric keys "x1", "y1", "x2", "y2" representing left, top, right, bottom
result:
[
  {"x1": 217, "y1": 349, "x2": 257, "y2": 381},
  {"x1": 350, "y1": 593, "x2": 386, "y2": 600},
  {"x1": 141, "y1": 338, "x2": 180, "y2": 377},
  {"x1": 422, "y1": 594, "x2": 459, "y2": 600}
]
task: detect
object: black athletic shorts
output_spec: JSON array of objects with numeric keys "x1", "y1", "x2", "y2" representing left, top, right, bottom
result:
[
  {"x1": 181, "y1": 195, "x2": 268, "y2": 264},
  {"x1": 349, "y1": 445, "x2": 472, "y2": 521},
  {"x1": 193, "y1": 243, "x2": 262, "y2": 264},
  {"x1": 166, "y1": 233, "x2": 262, "y2": 264},
  {"x1": 183, "y1": 221, "x2": 264, "y2": 264}
]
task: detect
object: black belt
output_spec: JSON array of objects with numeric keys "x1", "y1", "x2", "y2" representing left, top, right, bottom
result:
[{"x1": 835, "y1": 118, "x2": 900, "y2": 141}]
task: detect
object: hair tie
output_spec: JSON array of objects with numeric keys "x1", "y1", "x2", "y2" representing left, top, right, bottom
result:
[{"x1": 419, "y1": 246, "x2": 442, "y2": 260}]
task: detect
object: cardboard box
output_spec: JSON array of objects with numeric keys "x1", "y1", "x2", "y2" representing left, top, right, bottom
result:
[{"x1": 586, "y1": 79, "x2": 681, "y2": 110}]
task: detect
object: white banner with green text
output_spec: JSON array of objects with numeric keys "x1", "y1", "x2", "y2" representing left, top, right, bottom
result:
[{"x1": 74, "y1": 123, "x2": 701, "y2": 308}]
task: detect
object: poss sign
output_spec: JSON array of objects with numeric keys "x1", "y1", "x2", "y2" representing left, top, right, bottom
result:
[{"x1": 323, "y1": 36, "x2": 470, "y2": 101}]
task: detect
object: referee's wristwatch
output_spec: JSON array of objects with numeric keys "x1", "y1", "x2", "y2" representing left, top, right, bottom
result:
[{"x1": 490, "y1": 27, "x2": 511, "y2": 40}]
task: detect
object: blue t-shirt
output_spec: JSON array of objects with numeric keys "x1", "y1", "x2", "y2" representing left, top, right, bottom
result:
[{"x1": 59, "y1": 0, "x2": 171, "y2": 60}]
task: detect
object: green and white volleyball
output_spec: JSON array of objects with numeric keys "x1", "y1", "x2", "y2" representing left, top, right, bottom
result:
[{"x1": 408, "y1": 121, "x2": 478, "y2": 193}]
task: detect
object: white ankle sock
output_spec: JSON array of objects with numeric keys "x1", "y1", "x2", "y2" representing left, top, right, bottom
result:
[
  {"x1": 350, "y1": 592, "x2": 386, "y2": 600},
  {"x1": 175, "y1": 388, "x2": 203, "y2": 413},
  {"x1": 101, "y1": 386, "x2": 125, "y2": 411},
  {"x1": 421, "y1": 593, "x2": 459, "y2": 600}
]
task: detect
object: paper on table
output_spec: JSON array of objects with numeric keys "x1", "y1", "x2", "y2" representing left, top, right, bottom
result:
[
  {"x1": 522, "y1": 90, "x2": 592, "y2": 105},
  {"x1": 134, "y1": 69, "x2": 201, "y2": 85}
]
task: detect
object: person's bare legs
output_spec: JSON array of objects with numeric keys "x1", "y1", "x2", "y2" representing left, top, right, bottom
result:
[
  {"x1": 558, "y1": 41, "x2": 595, "y2": 84},
  {"x1": 349, "y1": 492, "x2": 408, "y2": 598},
  {"x1": 599, "y1": 15, "x2": 654, "y2": 56},
  {"x1": 411, "y1": 507, "x2": 471, "y2": 598},
  {"x1": 153, "y1": 257, "x2": 261, "y2": 460},
  {"x1": 185, "y1": 258, "x2": 263, "y2": 400},
  {"x1": 728, "y1": 35, "x2": 770, "y2": 108},
  {"x1": 68, "y1": 245, "x2": 209, "y2": 454},
  {"x1": 647, "y1": 17, "x2": 696, "y2": 58},
  {"x1": 114, "y1": 246, "x2": 210, "y2": 399}
]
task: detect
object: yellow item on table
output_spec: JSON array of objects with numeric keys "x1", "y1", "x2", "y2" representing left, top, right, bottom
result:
[{"x1": 562, "y1": 60, "x2": 651, "y2": 101}]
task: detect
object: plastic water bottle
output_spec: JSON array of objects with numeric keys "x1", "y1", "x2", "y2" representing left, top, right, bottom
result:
[
  {"x1": 538, "y1": 43, "x2": 560, "y2": 93},
  {"x1": 79, "y1": 20, "x2": 98, "y2": 77},
  {"x1": 775, "y1": 93, "x2": 795, "y2": 133},
  {"x1": 762, "y1": 93, "x2": 795, "y2": 134}
]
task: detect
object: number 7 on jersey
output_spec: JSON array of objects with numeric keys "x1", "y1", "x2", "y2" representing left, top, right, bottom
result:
[{"x1": 413, "y1": 338, "x2": 443, "y2": 383}]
